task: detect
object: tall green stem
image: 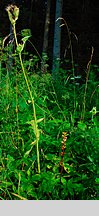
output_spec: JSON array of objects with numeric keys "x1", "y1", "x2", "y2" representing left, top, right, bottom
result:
[{"x1": 13, "y1": 23, "x2": 40, "y2": 173}]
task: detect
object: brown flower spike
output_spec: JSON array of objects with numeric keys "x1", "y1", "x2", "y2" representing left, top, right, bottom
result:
[{"x1": 60, "y1": 132, "x2": 67, "y2": 175}]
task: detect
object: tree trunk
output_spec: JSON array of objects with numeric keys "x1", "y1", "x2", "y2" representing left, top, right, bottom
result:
[
  {"x1": 29, "y1": 0, "x2": 34, "y2": 27},
  {"x1": 41, "y1": 0, "x2": 51, "y2": 73},
  {"x1": 52, "y1": 0, "x2": 63, "y2": 80}
]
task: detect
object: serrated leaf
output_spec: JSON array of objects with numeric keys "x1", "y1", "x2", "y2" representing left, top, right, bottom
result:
[
  {"x1": 22, "y1": 36, "x2": 31, "y2": 43},
  {"x1": 16, "y1": 36, "x2": 30, "y2": 53},
  {"x1": 21, "y1": 29, "x2": 32, "y2": 37}
]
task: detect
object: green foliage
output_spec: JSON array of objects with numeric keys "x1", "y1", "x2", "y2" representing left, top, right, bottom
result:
[
  {"x1": 0, "y1": 11, "x2": 99, "y2": 199},
  {"x1": 0, "y1": 58, "x2": 99, "y2": 199}
]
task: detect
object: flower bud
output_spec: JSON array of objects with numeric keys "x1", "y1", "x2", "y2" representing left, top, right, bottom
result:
[{"x1": 6, "y1": 5, "x2": 19, "y2": 25}]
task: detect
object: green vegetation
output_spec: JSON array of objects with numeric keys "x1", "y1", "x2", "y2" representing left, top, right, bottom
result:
[{"x1": 0, "y1": 5, "x2": 99, "y2": 200}]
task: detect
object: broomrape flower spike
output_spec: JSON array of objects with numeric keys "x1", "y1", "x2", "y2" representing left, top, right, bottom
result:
[
  {"x1": 6, "y1": 5, "x2": 19, "y2": 25},
  {"x1": 60, "y1": 132, "x2": 67, "y2": 176}
]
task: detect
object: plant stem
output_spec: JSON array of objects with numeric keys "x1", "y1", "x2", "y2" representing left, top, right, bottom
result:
[
  {"x1": 13, "y1": 24, "x2": 20, "y2": 144},
  {"x1": 19, "y1": 54, "x2": 40, "y2": 173},
  {"x1": 82, "y1": 47, "x2": 94, "y2": 120},
  {"x1": 13, "y1": 23, "x2": 40, "y2": 173}
]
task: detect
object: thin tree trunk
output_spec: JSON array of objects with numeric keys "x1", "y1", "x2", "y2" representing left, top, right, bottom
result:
[
  {"x1": 29, "y1": 0, "x2": 34, "y2": 27},
  {"x1": 52, "y1": 0, "x2": 63, "y2": 80},
  {"x1": 41, "y1": 0, "x2": 51, "y2": 73}
]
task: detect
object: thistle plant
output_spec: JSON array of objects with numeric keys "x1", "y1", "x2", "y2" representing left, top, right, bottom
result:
[
  {"x1": 6, "y1": 5, "x2": 42, "y2": 173},
  {"x1": 6, "y1": 5, "x2": 19, "y2": 25}
]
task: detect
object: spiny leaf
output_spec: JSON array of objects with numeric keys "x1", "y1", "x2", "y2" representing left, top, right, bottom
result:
[
  {"x1": 22, "y1": 36, "x2": 31, "y2": 43},
  {"x1": 16, "y1": 36, "x2": 31, "y2": 53}
]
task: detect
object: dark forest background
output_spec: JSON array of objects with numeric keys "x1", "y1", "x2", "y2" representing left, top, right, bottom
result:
[{"x1": 1, "y1": 0, "x2": 99, "y2": 71}]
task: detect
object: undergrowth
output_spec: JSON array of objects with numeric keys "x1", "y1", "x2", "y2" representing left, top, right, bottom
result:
[{"x1": 0, "y1": 5, "x2": 99, "y2": 200}]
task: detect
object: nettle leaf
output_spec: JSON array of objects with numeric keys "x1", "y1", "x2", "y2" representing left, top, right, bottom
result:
[
  {"x1": 73, "y1": 183, "x2": 84, "y2": 192},
  {"x1": 45, "y1": 154, "x2": 54, "y2": 161},
  {"x1": 67, "y1": 179, "x2": 74, "y2": 196},
  {"x1": 7, "y1": 154, "x2": 15, "y2": 162},
  {"x1": 77, "y1": 121, "x2": 87, "y2": 131},
  {"x1": 61, "y1": 177, "x2": 67, "y2": 186},
  {"x1": 95, "y1": 178, "x2": 99, "y2": 184}
]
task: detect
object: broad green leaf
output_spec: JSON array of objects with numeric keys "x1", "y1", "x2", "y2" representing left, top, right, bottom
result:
[
  {"x1": 21, "y1": 29, "x2": 32, "y2": 37},
  {"x1": 61, "y1": 177, "x2": 67, "y2": 185},
  {"x1": 7, "y1": 154, "x2": 15, "y2": 162},
  {"x1": 95, "y1": 178, "x2": 99, "y2": 184},
  {"x1": 77, "y1": 121, "x2": 87, "y2": 131}
]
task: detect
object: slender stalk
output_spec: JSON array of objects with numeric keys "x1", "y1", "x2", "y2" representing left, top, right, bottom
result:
[
  {"x1": 82, "y1": 47, "x2": 94, "y2": 120},
  {"x1": 19, "y1": 54, "x2": 40, "y2": 173},
  {"x1": 13, "y1": 24, "x2": 20, "y2": 144},
  {"x1": 15, "y1": 75, "x2": 20, "y2": 144},
  {"x1": 13, "y1": 23, "x2": 40, "y2": 173},
  {"x1": 57, "y1": 18, "x2": 76, "y2": 111},
  {"x1": 13, "y1": 24, "x2": 18, "y2": 47}
]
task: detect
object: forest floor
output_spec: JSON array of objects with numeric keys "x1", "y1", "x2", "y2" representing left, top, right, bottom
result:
[{"x1": 0, "y1": 59, "x2": 99, "y2": 200}]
